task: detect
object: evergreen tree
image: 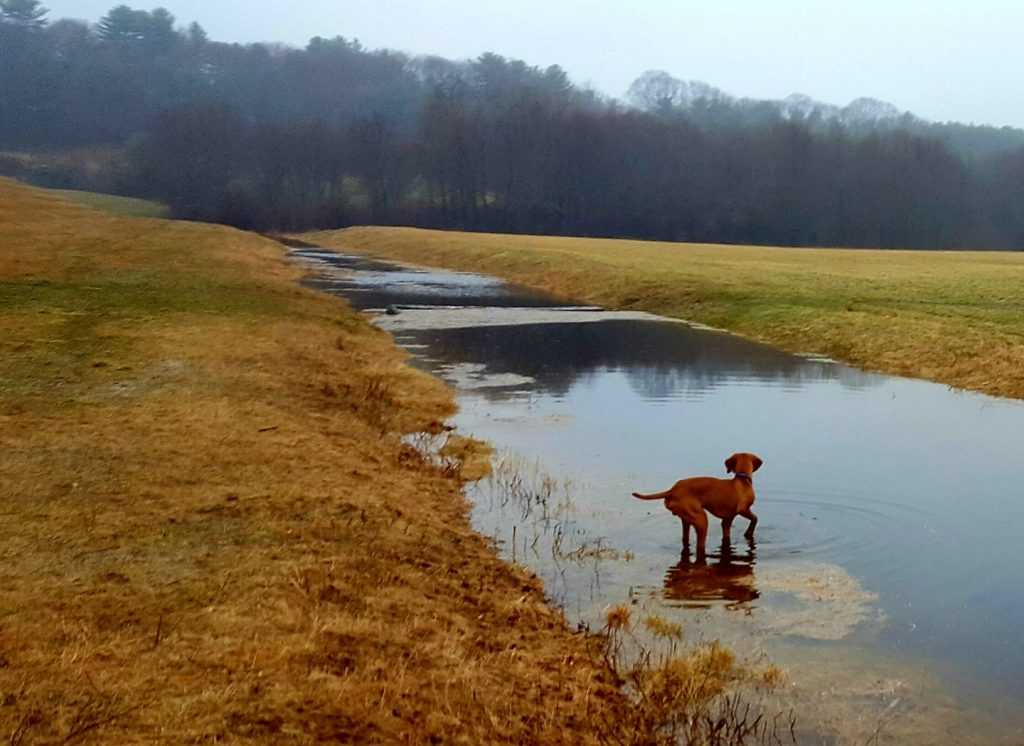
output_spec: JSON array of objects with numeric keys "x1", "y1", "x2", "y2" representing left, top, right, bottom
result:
[
  {"x1": 97, "y1": 4, "x2": 145, "y2": 42},
  {"x1": 186, "y1": 20, "x2": 207, "y2": 48},
  {"x1": 144, "y1": 7, "x2": 176, "y2": 52},
  {"x1": 0, "y1": 0, "x2": 48, "y2": 29}
]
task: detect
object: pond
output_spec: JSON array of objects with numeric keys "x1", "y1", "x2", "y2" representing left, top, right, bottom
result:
[{"x1": 295, "y1": 247, "x2": 1024, "y2": 744}]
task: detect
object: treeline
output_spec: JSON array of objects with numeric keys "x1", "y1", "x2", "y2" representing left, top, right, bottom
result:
[
  {"x1": 0, "y1": 4, "x2": 424, "y2": 148},
  {"x1": 624, "y1": 70, "x2": 1024, "y2": 161},
  {"x1": 3, "y1": 2, "x2": 1024, "y2": 248}
]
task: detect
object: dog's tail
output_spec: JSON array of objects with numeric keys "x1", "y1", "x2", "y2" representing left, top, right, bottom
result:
[{"x1": 632, "y1": 489, "x2": 670, "y2": 501}]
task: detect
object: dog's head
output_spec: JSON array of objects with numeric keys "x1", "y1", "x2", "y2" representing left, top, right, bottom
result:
[{"x1": 725, "y1": 453, "x2": 763, "y2": 476}]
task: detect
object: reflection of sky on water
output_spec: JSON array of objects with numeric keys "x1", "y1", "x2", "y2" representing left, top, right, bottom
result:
[
  {"x1": 295, "y1": 248, "x2": 562, "y2": 309},
  {"x1": 398, "y1": 318, "x2": 878, "y2": 402}
]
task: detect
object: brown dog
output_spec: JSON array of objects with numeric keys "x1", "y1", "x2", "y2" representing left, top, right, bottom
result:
[{"x1": 632, "y1": 453, "x2": 763, "y2": 556}]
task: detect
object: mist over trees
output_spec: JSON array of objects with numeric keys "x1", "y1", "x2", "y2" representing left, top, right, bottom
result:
[
  {"x1": 624, "y1": 70, "x2": 1024, "y2": 161},
  {"x1": 3, "y1": 3, "x2": 1024, "y2": 248}
]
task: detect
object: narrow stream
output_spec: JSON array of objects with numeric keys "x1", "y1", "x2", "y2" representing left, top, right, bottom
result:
[{"x1": 296, "y1": 247, "x2": 1024, "y2": 744}]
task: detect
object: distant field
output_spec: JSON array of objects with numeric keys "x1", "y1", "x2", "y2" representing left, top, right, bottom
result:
[
  {"x1": 306, "y1": 226, "x2": 1024, "y2": 400},
  {"x1": 48, "y1": 187, "x2": 169, "y2": 218}
]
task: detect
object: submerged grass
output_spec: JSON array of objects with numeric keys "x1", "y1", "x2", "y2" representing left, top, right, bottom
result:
[
  {"x1": 598, "y1": 606, "x2": 792, "y2": 746},
  {"x1": 306, "y1": 226, "x2": 1024, "y2": 400},
  {"x1": 1, "y1": 179, "x2": 778, "y2": 744}
]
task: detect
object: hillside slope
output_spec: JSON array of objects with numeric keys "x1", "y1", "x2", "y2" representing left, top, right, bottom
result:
[{"x1": 1, "y1": 180, "x2": 639, "y2": 744}]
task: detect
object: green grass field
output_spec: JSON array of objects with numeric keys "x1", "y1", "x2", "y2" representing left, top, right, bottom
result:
[
  {"x1": 306, "y1": 226, "x2": 1024, "y2": 400},
  {"x1": 48, "y1": 188, "x2": 170, "y2": 218}
]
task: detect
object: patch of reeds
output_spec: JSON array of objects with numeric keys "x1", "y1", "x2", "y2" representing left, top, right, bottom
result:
[{"x1": 597, "y1": 605, "x2": 794, "y2": 746}]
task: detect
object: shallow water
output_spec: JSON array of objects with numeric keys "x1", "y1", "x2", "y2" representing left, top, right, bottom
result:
[{"x1": 295, "y1": 247, "x2": 1024, "y2": 744}]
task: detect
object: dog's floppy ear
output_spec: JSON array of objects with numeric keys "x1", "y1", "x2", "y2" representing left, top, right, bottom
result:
[
  {"x1": 725, "y1": 454, "x2": 737, "y2": 474},
  {"x1": 752, "y1": 454, "x2": 763, "y2": 472}
]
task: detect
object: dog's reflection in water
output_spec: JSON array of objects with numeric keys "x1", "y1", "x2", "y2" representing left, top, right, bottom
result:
[{"x1": 663, "y1": 538, "x2": 759, "y2": 609}]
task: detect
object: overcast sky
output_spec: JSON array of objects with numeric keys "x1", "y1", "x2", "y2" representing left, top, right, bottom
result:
[{"x1": 43, "y1": 0, "x2": 1024, "y2": 128}]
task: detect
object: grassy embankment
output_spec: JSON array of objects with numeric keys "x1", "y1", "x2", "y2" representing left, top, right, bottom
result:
[
  {"x1": 1, "y1": 181, "x2": 771, "y2": 744},
  {"x1": 47, "y1": 189, "x2": 170, "y2": 219},
  {"x1": 306, "y1": 227, "x2": 1024, "y2": 400}
]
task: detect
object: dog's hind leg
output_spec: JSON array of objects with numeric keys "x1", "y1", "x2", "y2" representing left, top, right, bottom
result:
[
  {"x1": 680, "y1": 518, "x2": 691, "y2": 550},
  {"x1": 692, "y1": 510, "x2": 709, "y2": 559},
  {"x1": 741, "y1": 509, "x2": 758, "y2": 539}
]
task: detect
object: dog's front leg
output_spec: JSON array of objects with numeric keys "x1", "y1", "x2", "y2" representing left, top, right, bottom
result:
[
  {"x1": 721, "y1": 515, "x2": 734, "y2": 543},
  {"x1": 741, "y1": 509, "x2": 758, "y2": 539}
]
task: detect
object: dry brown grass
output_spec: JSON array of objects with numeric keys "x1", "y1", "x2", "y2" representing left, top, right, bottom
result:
[
  {"x1": 1, "y1": 180, "x2": 777, "y2": 744},
  {"x1": 306, "y1": 226, "x2": 1024, "y2": 400},
  {"x1": 597, "y1": 608, "x2": 792, "y2": 746}
]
